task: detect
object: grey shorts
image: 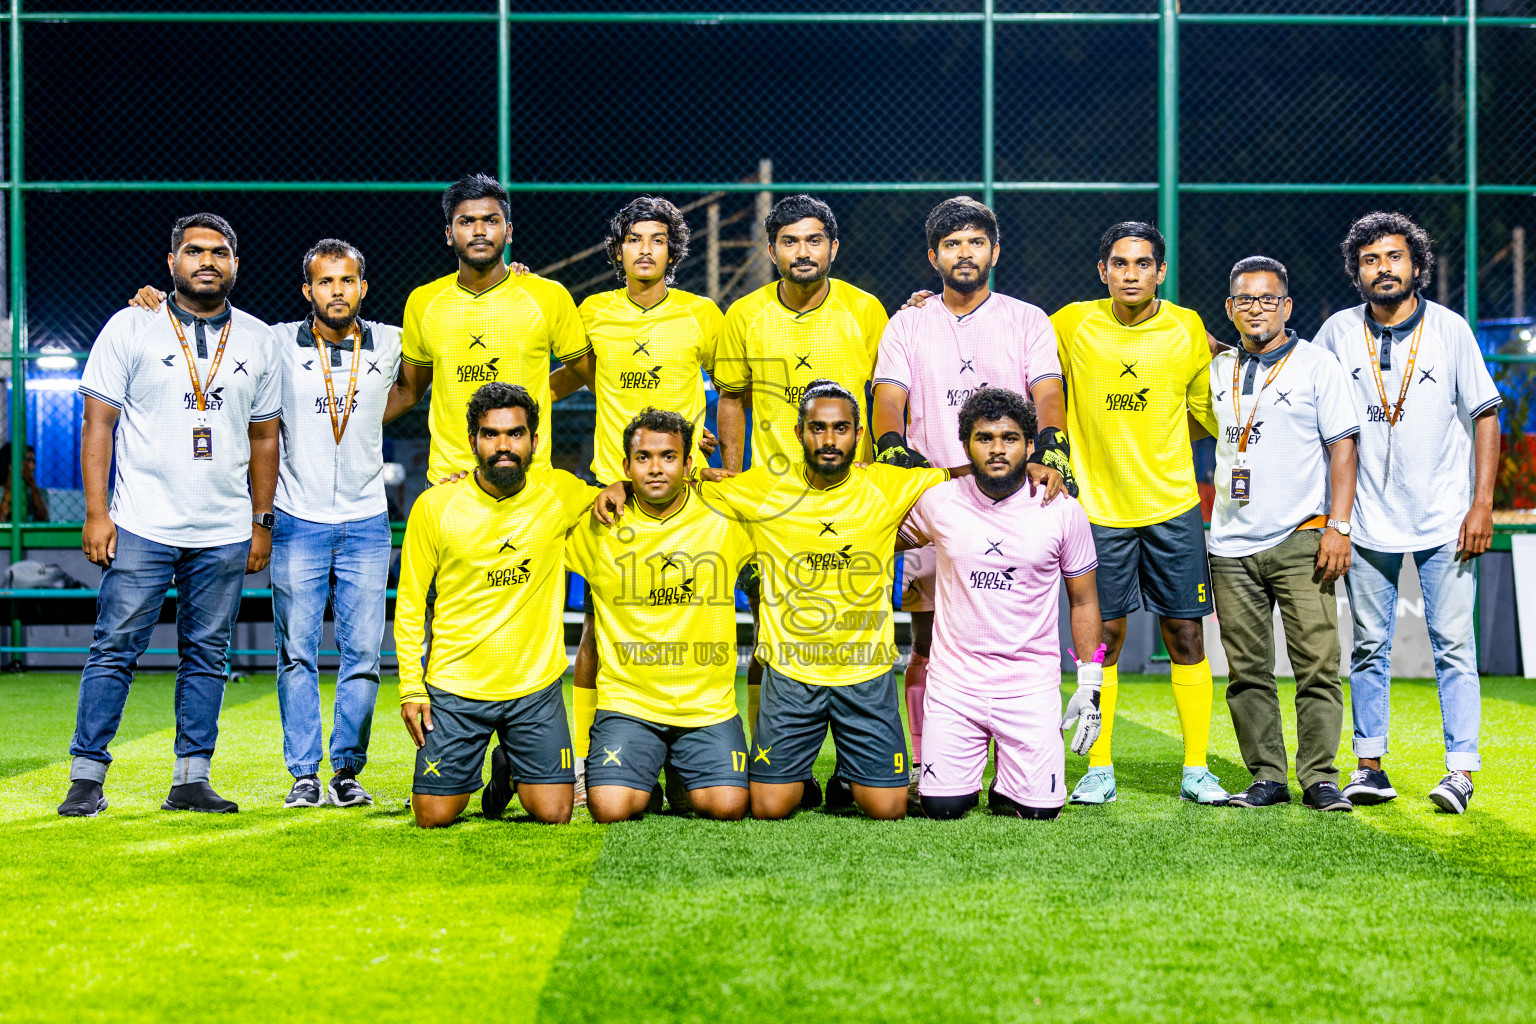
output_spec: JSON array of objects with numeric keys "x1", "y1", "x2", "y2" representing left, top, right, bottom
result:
[
  {"x1": 750, "y1": 663, "x2": 908, "y2": 788},
  {"x1": 412, "y1": 679, "x2": 574, "y2": 795},
  {"x1": 1090, "y1": 504, "x2": 1213, "y2": 620},
  {"x1": 586, "y1": 710, "x2": 748, "y2": 792}
]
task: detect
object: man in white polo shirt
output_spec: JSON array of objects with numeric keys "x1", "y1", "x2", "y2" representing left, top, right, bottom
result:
[
  {"x1": 1208, "y1": 257, "x2": 1359, "y2": 813},
  {"x1": 59, "y1": 213, "x2": 280, "y2": 817},
  {"x1": 1315, "y1": 211, "x2": 1502, "y2": 815}
]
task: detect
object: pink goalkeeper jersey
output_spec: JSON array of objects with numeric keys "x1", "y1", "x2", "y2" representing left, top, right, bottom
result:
[
  {"x1": 900, "y1": 476, "x2": 1097, "y2": 698},
  {"x1": 873, "y1": 292, "x2": 1061, "y2": 467}
]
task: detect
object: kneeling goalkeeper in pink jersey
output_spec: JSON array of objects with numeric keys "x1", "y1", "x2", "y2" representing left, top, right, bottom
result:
[{"x1": 898, "y1": 387, "x2": 1104, "y2": 819}]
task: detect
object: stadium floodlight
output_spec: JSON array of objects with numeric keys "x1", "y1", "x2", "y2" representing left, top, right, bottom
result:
[{"x1": 36, "y1": 341, "x2": 78, "y2": 372}]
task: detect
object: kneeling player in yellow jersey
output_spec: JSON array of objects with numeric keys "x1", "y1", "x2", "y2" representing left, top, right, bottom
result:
[
  {"x1": 602, "y1": 381, "x2": 949, "y2": 821},
  {"x1": 1050, "y1": 222, "x2": 1228, "y2": 806},
  {"x1": 395, "y1": 383, "x2": 599, "y2": 828},
  {"x1": 711, "y1": 195, "x2": 888, "y2": 741},
  {"x1": 566, "y1": 409, "x2": 752, "y2": 823},
  {"x1": 557, "y1": 197, "x2": 726, "y2": 808}
]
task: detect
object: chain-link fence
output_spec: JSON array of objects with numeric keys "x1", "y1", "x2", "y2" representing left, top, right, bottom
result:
[{"x1": 3, "y1": 2, "x2": 1533, "y2": 570}]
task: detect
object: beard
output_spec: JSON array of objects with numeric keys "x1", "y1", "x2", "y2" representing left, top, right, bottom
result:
[
  {"x1": 1240, "y1": 324, "x2": 1283, "y2": 348},
  {"x1": 172, "y1": 267, "x2": 235, "y2": 306},
  {"x1": 1359, "y1": 271, "x2": 1413, "y2": 305},
  {"x1": 311, "y1": 298, "x2": 361, "y2": 333},
  {"x1": 940, "y1": 259, "x2": 991, "y2": 295},
  {"x1": 803, "y1": 443, "x2": 853, "y2": 479},
  {"x1": 478, "y1": 451, "x2": 525, "y2": 491},
  {"x1": 783, "y1": 259, "x2": 829, "y2": 286},
  {"x1": 972, "y1": 454, "x2": 1030, "y2": 499},
  {"x1": 455, "y1": 238, "x2": 504, "y2": 271}
]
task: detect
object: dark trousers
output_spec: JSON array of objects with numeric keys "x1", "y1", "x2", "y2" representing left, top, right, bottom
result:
[{"x1": 1211, "y1": 529, "x2": 1344, "y2": 788}]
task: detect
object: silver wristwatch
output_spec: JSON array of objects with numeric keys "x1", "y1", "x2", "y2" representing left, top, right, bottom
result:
[
  {"x1": 252, "y1": 512, "x2": 275, "y2": 529},
  {"x1": 1327, "y1": 518, "x2": 1351, "y2": 537}
]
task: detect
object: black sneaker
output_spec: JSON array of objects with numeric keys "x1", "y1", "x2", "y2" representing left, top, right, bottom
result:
[
  {"x1": 284, "y1": 776, "x2": 325, "y2": 809},
  {"x1": 1228, "y1": 780, "x2": 1291, "y2": 808},
  {"x1": 1429, "y1": 771, "x2": 1474, "y2": 814},
  {"x1": 1302, "y1": 781, "x2": 1353, "y2": 812},
  {"x1": 58, "y1": 780, "x2": 107, "y2": 817},
  {"x1": 328, "y1": 771, "x2": 373, "y2": 808},
  {"x1": 824, "y1": 774, "x2": 855, "y2": 812},
  {"x1": 799, "y1": 775, "x2": 823, "y2": 810},
  {"x1": 647, "y1": 782, "x2": 665, "y2": 814},
  {"x1": 663, "y1": 763, "x2": 689, "y2": 814},
  {"x1": 1342, "y1": 766, "x2": 1397, "y2": 805},
  {"x1": 482, "y1": 743, "x2": 515, "y2": 819},
  {"x1": 162, "y1": 781, "x2": 238, "y2": 813}
]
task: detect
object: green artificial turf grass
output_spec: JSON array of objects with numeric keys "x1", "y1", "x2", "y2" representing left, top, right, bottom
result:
[{"x1": 2, "y1": 672, "x2": 1534, "y2": 1024}]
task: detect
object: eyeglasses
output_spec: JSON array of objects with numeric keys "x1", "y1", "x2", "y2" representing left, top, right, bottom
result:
[{"x1": 1228, "y1": 294, "x2": 1286, "y2": 312}]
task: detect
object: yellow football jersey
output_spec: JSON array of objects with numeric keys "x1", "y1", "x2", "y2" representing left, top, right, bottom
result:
[
  {"x1": 401, "y1": 271, "x2": 590, "y2": 481},
  {"x1": 578, "y1": 287, "x2": 723, "y2": 483},
  {"x1": 713, "y1": 279, "x2": 887, "y2": 471},
  {"x1": 565, "y1": 490, "x2": 753, "y2": 727},
  {"x1": 699, "y1": 463, "x2": 946, "y2": 687},
  {"x1": 396, "y1": 470, "x2": 599, "y2": 705},
  {"x1": 1051, "y1": 298, "x2": 1216, "y2": 529}
]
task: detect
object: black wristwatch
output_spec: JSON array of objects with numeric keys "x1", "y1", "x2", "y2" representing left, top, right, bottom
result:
[{"x1": 252, "y1": 512, "x2": 275, "y2": 529}]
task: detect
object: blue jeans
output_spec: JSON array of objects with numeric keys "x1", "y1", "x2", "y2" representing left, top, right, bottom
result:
[
  {"x1": 1344, "y1": 542, "x2": 1481, "y2": 772},
  {"x1": 271, "y1": 510, "x2": 390, "y2": 778},
  {"x1": 70, "y1": 527, "x2": 249, "y2": 785}
]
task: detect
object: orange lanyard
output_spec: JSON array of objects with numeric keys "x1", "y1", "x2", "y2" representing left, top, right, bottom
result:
[
  {"x1": 314, "y1": 320, "x2": 363, "y2": 445},
  {"x1": 1229, "y1": 347, "x2": 1294, "y2": 455},
  {"x1": 1361, "y1": 314, "x2": 1425, "y2": 428},
  {"x1": 167, "y1": 305, "x2": 232, "y2": 422}
]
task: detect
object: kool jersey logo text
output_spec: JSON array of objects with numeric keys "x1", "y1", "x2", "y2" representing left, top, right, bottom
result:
[
  {"x1": 456, "y1": 356, "x2": 500, "y2": 384},
  {"x1": 1105, "y1": 386, "x2": 1150, "y2": 411},
  {"x1": 620, "y1": 365, "x2": 663, "y2": 390},
  {"x1": 184, "y1": 387, "x2": 226, "y2": 411}
]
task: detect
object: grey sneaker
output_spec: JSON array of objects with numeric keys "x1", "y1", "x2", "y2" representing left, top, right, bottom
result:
[
  {"x1": 328, "y1": 772, "x2": 373, "y2": 808},
  {"x1": 1429, "y1": 771, "x2": 1474, "y2": 814},
  {"x1": 284, "y1": 776, "x2": 326, "y2": 809}
]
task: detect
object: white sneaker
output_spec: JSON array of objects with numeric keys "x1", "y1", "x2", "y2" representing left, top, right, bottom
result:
[
  {"x1": 907, "y1": 765, "x2": 921, "y2": 801},
  {"x1": 1428, "y1": 771, "x2": 1474, "y2": 814},
  {"x1": 573, "y1": 766, "x2": 588, "y2": 808}
]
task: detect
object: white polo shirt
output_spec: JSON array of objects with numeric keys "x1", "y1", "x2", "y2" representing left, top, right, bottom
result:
[
  {"x1": 81, "y1": 300, "x2": 281, "y2": 549},
  {"x1": 271, "y1": 317, "x2": 402, "y2": 524},
  {"x1": 1208, "y1": 335, "x2": 1360, "y2": 558},
  {"x1": 1314, "y1": 298, "x2": 1501, "y2": 553}
]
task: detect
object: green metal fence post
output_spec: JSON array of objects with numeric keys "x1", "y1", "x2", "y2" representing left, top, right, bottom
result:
[
  {"x1": 982, "y1": 0, "x2": 994, "y2": 211},
  {"x1": 1464, "y1": 4, "x2": 1477, "y2": 325},
  {"x1": 497, "y1": 0, "x2": 510, "y2": 186},
  {"x1": 8, "y1": 0, "x2": 24, "y2": 664},
  {"x1": 1158, "y1": 0, "x2": 1178, "y2": 301}
]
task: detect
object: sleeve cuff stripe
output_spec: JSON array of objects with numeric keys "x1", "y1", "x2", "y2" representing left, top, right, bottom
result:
[
  {"x1": 401, "y1": 355, "x2": 433, "y2": 366},
  {"x1": 1471, "y1": 396, "x2": 1503, "y2": 417},
  {"x1": 872, "y1": 377, "x2": 910, "y2": 391},
  {"x1": 1322, "y1": 427, "x2": 1361, "y2": 445},
  {"x1": 250, "y1": 410, "x2": 282, "y2": 422},
  {"x1": 1062, "y1": 562, "x2": 1098, "y2": 578},
  {"x1": 559, "y1": 345, "x2": 594, "y2": 362},
  {"x1": 78, "y1": 387, "x2": 122, "y2": 408},
  {"x1": 713, "y1": 381, "x2": 748, "y2": 394},
  {"x1": 1029, "y1": 373, "x2": 1065, "y2": 385}
]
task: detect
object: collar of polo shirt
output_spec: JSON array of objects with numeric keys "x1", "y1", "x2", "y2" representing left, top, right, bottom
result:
[
  {"x1": 1364, "y1": 290, "x2": 1427, "y2": 342},
  {"x1": 295, "y1": 314, "x2": 375, "y2": 352},
  {"x1": 1238, "y1": 327, "x2": 1300, "y2": 369},
  {"x1": 167, "y1": 294, "x2": 232, "y2": 329}
]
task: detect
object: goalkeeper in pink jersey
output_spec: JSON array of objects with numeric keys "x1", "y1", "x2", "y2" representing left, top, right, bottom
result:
[{"x1": 898, "y1": 387, "x2": 1104, "y2": 819}]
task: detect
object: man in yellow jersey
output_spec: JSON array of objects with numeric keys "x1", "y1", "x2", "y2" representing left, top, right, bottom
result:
[
  {"x1": 560, "y1": 196, "x2": 725, "y2": 806},
  {"x1": 567, "y1": 408, "x2": 752, "y2": 823},
  {"x1": 713, "y1": 195, "x2": 889, "y2": 739},
  {"x1": 389, "y1": 174, "x2": 595, "y2": 480},
  {"x1": 603, "y1": 381, "x2": 950, "y2": 820},
  {"x1": 1050, "y1": 221, "x2": 1229, "y2": 806},
  {"x1": 396, "y1": 383, "x2": 598, "y2": 828}
]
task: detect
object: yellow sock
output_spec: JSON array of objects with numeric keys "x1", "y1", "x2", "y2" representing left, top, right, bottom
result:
[
  {"x1": 747, "y1": 684, "x2": 761, "y2": 739},
  {"x1": 1087, "y1": 664, "x2": 1118, "y2": 768},
  {"x1": 1170, "y1": 658, "x2": 1214, "y2": 768},
  {"x1": 573, "y1": 685, "x2": 598, "y2": 760}
]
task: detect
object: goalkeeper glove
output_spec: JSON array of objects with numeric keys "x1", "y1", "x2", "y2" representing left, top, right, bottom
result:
[
  {"x1": 874, "y1": 431, "x2": 931, "y2": 469},
  {"x1": 1026, "y1": 426, "x2": 1079, "y2": 498},
  {"x1": 1061, "y1": 643, "x2": 1107, "y2": 755}
]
